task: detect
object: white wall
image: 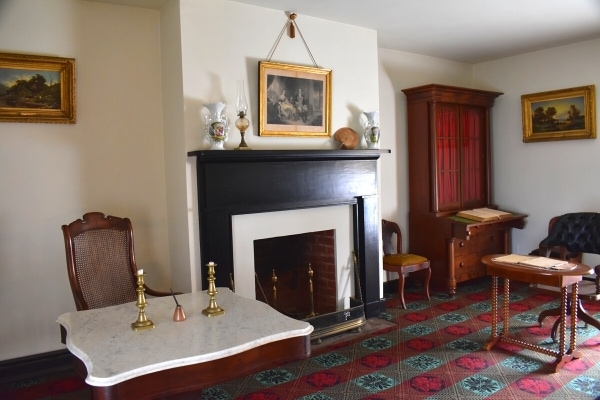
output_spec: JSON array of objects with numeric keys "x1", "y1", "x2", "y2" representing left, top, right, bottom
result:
[
  {"x1": 474, "y1": 37, "x2": 600, "y2": 266},
  {"x1": 0, "y1": 0, "x2": 171, "y2": 360}
]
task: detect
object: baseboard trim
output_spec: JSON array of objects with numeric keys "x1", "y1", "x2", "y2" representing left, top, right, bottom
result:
[{"x1": 0, "y1": 349, "x2": 73, "y2": 384}]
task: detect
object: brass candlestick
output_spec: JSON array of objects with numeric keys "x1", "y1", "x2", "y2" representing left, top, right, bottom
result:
[
  {"x1": 202, "y1": 262, "x2": 225, "y2": 317},
  {"x1": 131, "y1": 272, "x2": 155, "y2": 331}
]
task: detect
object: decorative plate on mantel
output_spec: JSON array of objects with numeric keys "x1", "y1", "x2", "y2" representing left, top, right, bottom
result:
[{"x1": 333, "y1": 127, "x2": 359, "y2": 149}]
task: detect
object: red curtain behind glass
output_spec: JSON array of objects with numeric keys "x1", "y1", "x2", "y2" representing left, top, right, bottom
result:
[
  {"x1": 436, "y1": 105, "x2": 483, "y2": 210},
  {"x1": 436, "y1": 106, "x2": 458, "y2": 209},
  {"x1": 462, "y1": 108, "x2": 482, "y2": 203}
]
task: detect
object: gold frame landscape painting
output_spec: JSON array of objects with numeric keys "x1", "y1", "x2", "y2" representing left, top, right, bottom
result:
[
  {"x1": 0, "y1": 52, "x2": 76, "y2": 123},
  {"x1": 521, "y1": 85, "x2": 595, "y2": 143}
]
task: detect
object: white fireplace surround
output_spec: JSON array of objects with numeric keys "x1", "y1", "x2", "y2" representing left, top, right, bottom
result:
[{"x1": 231, "y1": 205, "x2": 355, "y2": 311}]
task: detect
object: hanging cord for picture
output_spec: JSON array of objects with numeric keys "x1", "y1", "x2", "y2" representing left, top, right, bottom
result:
[{"x1": 266, "y1": 13, "x2": 319, "y2": 68}]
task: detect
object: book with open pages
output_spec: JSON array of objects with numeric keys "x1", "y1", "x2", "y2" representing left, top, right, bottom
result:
[
  {"x1": 456, "y1": 208, "x2": 513, "y2": 222},
  {"x1": 492, "y1": 254, "x2": 575, "y2": 270}
]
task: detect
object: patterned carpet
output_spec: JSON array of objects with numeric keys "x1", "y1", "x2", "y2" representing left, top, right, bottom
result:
[
  {"x1": 3, "y1": 277, "x2": 600, "y2": 399},
  {"x1": 197, "y1": 277, "x2": 600, "y2": 400}
]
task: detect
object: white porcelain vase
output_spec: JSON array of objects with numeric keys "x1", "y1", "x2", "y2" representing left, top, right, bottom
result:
[
  {"x1": 361, "y1": 111, "x2": 380, "y2": 149},
  {"x1": 202, "y1": 102, "x2": 229, "y2": 150}
]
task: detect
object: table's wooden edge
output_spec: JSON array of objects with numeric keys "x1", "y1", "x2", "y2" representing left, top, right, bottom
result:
[
  {"x1": 84, "y1": 334, "x2": 311, "y2": 400},
  {"x1": 482, "y1": 254, "x2": 593, "y2": 276}
]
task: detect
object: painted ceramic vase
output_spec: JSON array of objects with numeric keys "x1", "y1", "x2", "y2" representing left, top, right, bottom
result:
[
  {"x1": 203, "y1": 102, "x2": 229, "y2": 150},
  {"x1": 361, "y1": 110, "x2": 380, "y2": 149}
]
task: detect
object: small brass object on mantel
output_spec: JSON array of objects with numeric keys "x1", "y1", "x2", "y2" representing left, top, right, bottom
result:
[
  {"x1": 131, "y1": 271, "x2": 155, "y2": 331},
  {"x1": 202, "y1": 261, "x2": 225, "y2": 317}
]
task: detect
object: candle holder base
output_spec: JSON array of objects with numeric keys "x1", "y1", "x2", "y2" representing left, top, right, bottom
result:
[
  {"x1": 202, "y1": 306, "x2": 225, "y2": 317},
  {"x1": 131, "y1": 320, "x2": 155, "y2": 331}
]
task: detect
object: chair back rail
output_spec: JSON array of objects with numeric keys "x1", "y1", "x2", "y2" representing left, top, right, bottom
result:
[{"x1": 538, "y1": 212, "x2": 600, "y2": 297}]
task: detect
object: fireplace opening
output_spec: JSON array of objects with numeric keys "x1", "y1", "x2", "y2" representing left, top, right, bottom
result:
[
  {"x1": 231, "y1": 205, "x2": 367, "y2": 340},
  {"x1": 253, "y1": 230, "x2": 337, "y2": 319}
]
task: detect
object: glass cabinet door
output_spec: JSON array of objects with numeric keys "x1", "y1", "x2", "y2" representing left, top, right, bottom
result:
[
  {"x1": 434, "y1": 104, "x2": 488, "y2": 212},
  {"x1": 434, "y1": 103, "x2": 460, "y2": 212},
  {"x1": 460, "y1": 105, "x2": 488, "y2": 209}
]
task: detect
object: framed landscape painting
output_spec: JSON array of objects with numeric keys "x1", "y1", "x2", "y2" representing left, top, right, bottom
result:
[
  {"x1": 259, "y1": 61, "x2": 331, "y2": 137},
  {"x1": 521, "y1": 85, "x2": 595, "y2": 143},
  {"x1": 0, "y1": 52, "x2": 76, "y2": 123}
]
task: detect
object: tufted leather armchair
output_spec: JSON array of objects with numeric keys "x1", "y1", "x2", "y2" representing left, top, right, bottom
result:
[
  {"x1": 539, "y1": 212, "x2": 600, "y2": 257},
  {"x1": 536, "y1": 212, "x2": 600, "y2": 340}
]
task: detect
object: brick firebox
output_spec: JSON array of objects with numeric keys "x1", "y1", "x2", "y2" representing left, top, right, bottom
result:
[{"x1": 254, "y1": 230, "x2": 336, "y2": 318}]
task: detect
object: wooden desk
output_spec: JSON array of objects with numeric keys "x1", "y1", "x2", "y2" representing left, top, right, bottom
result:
[
  {"x1": 409, "y1": 212, "x2": 527, "y2": 295},
  {"x1": 481, "y1": 254, "x2": 593, "y2": 372},
  {"x1": 57, "y1": 288, "x2": 313, "y2": 400}
]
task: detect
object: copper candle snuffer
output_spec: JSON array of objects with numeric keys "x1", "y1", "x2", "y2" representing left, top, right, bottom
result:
[{"x1": 171, "y1": 289, "x2": 186, "y2": 322}]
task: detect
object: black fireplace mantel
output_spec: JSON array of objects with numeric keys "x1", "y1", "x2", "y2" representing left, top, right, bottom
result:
[{"x1": 187, "y1": 149, "x2": 390, "y2": 318}]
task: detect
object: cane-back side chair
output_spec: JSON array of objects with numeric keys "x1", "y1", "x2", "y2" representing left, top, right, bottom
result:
[{"x1": 62, "y1": 212, "x2": 171, "y2": 311}]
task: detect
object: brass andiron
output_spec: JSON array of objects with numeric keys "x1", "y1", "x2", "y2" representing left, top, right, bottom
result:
[
  {"x1": 202, "y1": 262, "x2": 225, "y2": 317},
  {"x1": 271, "y1": 269, "x2": 278, "y2": 309},
  {"x1": 131, "y1": 270, "x2": 155, "y2": 331},
  {"x1": 306, "y1": 263, "x2": 316, "y2": 318}
]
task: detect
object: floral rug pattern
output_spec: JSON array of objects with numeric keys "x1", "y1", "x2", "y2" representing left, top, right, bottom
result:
[{"x1": 202, "y1": 277, "x2": 600, "y2": 399}]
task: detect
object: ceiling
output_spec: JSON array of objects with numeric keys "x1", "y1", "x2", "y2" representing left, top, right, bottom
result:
[{"x1": 89, "y1": 0, "x2": 600, "y2": 63}]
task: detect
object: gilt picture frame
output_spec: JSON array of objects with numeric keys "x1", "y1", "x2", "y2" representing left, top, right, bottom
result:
[
  {"x1": 0, "y1": 52, "x2": 76, "y2": 123},
  {"x1": 521, "y1": 85, "x2": 595, "y2": 143},
  {"x1": 259, "y1": 61, "x2": 331, "y2": 137}
]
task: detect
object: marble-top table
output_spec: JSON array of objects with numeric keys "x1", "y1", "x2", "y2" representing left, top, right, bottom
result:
[{"x1": 57, "y1": 288, "x2": 313, "y2": 400}]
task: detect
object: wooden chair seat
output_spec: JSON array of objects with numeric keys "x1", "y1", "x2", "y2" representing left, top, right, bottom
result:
[{"x1": 382, "y1": 219, "x2": 431, "y2": 309}]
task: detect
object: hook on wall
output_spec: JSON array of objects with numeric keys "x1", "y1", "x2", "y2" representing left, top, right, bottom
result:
[
  {"x1": 289, "y1": 12, "x2": 297, "y2": 38},
  {"x1": 266, "y1": 12, "x2": 319, "y2": 68}
]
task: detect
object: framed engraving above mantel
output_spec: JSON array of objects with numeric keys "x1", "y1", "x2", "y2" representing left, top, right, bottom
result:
[
  {"x1": 521, "y1": 85, "x2": 595, "y2": 143},
  {"x1": 0, "y1": 52, "x2": 76, "y2": 124},
  {"x1": 259, "y1": 61, "x2": 331, "y2": 137}
]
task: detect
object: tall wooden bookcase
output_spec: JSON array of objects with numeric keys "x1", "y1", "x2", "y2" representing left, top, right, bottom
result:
[{"x1": 402, "y1": 84, "x2": 526, "y2": 295}]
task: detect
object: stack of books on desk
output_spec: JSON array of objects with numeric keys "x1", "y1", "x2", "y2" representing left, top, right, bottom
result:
[
  {"x1": 456, "y1": 208, "x2": 512, "y2": 222},
  {"x1": 492, "y1": 254, "x2": 575, "y2": 270}
]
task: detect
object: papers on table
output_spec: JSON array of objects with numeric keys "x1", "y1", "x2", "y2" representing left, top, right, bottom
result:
[{"x1": 492, "y1": 254, "x2": 576, "y2": 270}]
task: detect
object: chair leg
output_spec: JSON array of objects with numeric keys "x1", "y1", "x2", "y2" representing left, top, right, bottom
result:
[
  {"x1": 550, "y1": 317, "x2": 561, "y2": 342},
  {"x1": 398, "y1": 272, "x2": 407, "y2": 309},
  {"x1": 538, "y1": 307, "x2": 561, "y2": 326},
  {"x1": 549, "y1": 299, "x2": 600, "y2": 342},
  {"x1": 576, "y1": 300, "x2": 600, "y2": 330},
  {"x1": 424, "y1": 267, "x2": 431, "y2": 301}
]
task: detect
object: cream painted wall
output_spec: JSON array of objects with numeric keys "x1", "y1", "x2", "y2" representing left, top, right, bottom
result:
[
  {"x1": 159, "y1": 0, "x2": 192, "y2": 293},
  {"x1": 474, "y1": 37, "x2": 600, "y2": 266},
  {"x1": 0, "y1": 0, "x2": 171, "y2": 360}
]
